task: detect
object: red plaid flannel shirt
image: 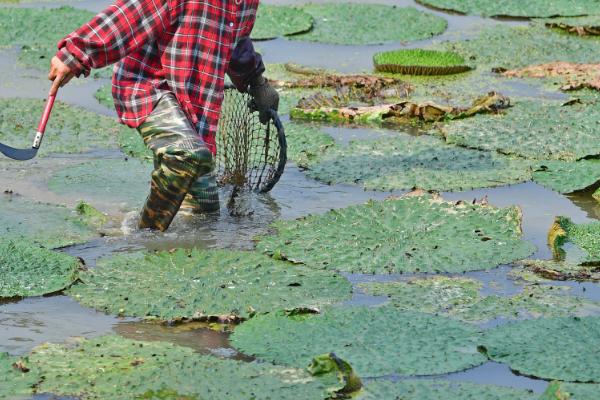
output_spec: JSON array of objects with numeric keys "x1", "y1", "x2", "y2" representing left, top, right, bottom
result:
[{"x1": 56, "y1": 0, "x2": 264, "y2": 154}]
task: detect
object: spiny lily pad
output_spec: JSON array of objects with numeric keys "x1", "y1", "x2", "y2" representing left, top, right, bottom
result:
[
  {"x1": 48, "y1": 158, "x2": 152, "y2": 209},
  {"x1": 290, "y1": 4, "x2": 447, "y2": 45},
  {"x1": 258, "y1": 192, "x2": 535, "y2": 274},
  {"x1": 480, "y1": 316, "x2": 600, "y2": 382},
  {"x1": 359, "y1": 276, "x2": 600, "y2": 323},
  {"x1": 442, "y1": 97, "x2": 600, "y2": 161},
  {"x1": 68, "y1": 248, "x2": 351, "y2": 320},
  {"x1": 231, "y1": 306, "x2": 486, "y2": 377},
  {"x1": 532, "y1": 160, "x2": 600, "y2": 193},
  {"x1": 442, "y1": 23, "x2": 600, "y2": 70},
  {"x1": 304, "y1": 134, "x2": 533, "y2": 192},
  {"x1": 549, "y1": 217, "x2": 600, "y2": 263},
  {"x1": 0, "y1": 238, "x2": 80, "y2": 298},
  {"x1": 416, "y1": 0, "x2": 600, "y2": 17},
  {"x1": 285, "y1": 122, "x2": 335, "y2": 166},
  {"x1": 251, "y1": 4, "x2": 313, "y2": 40},
  {"x1": 358, "y1": 379, "x2": 538, "y2": 400},
  {"x1": 545, "y1": 15, "x2": 600, "y2": 36},
  {"x1": 25, "y1": 335, "x2": 340, "y2": 399},
  {"x1": 0, "y1": 352, "x2": 37, "y2": 399},
  {"x1": 0, "y1": 98, "x2": 131, "y2": 157},
  {"x1": 0, "y1": 194, "x2": 97, "y2": 248},
  {"x1": 373, "y1": 49, "x2": 471, "y2": 75}
]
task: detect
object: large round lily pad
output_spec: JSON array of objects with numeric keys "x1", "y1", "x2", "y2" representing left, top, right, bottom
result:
[
  {"x1": 48, "y1": 158, "x2": 152, "y2": 209},
  {"x1": 532, "y1": 160, "x2": 600, "y2": 193},
  {"x1": 251, "y1": 4, "x2": 313, "y2": 40},
  {"x1": 0, "y1": 194, "x2": 97, "y2": 248},
  {"x1": 257, "y1": 192, "x2": 535, "y2": 274},
  {"x1": 0, "y1": 238, "x2": 80, "y2": 298},
  {"x1": 286, "y1": 122, "x2": 335, "y2": 166},
  {"x1": 68, "y1": 248, "x2": 351, "y2": 320},
  {"x1": 0, "y1": 352, "x2": 37, "y2": 399},
  {"x1": 416, "y1": 0, "x2": 600, "y2": 17},
  {"x1": 442, "y1": 24, "x2": 600, "y2": 70},
  {"x1": 290, "y1": 4, "x2": 447, "y2": 45},
  {"x1": 545, "y1": 15, "x2": 600, "y2": 36},
  {"x1": 358, "y1": 379, "x2": 538, "y2": 400},
  {"x1": 24, "y1": 335, "x2": 339, "y2": 399},
  {"x1": 442, "y1": 97, "x2": 600, "y2": 161},
  {"x1": 305, "y1": 134, "x2": 533, "y2": 191},
  {"x1": 480, "y1": 316, "x2": 600, "y2": 382},
  {"x1": 231, "y1": 306, "x2": 486, "y2": 377},
  {"x1": 0, "y1": 98, "x2": 131, "y2": 157},
  {"x1": 360, "y1": 276, "x2": 600, "y2": 323},
  {"x1": 373, "y1": 49, "x2": 471, "y2": 75}
]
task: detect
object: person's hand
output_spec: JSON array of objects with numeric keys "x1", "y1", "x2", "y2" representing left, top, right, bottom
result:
[
  {"x1": 248, "y1": 75, "x2": 279, "y2": 124},
  {"x1": 48, "y1": 56, "x2": 75, "y2": 95}
]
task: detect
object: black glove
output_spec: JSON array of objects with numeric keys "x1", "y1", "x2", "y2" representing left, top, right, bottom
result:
[{"x1": 248, "y1": 75, "x2": 279, "y2": 124}]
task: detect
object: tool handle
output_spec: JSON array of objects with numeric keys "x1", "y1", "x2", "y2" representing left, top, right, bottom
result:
[{"x1": 33, "y1": 93, "x2": 56, "y2": 149}]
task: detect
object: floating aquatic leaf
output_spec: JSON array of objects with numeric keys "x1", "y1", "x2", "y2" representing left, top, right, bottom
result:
[
  {"x1": 0, "y1": 98, "x2": 131, "y2": 157},
  {"x1": 0, "y1": 352, "x2": 37, "y2": 399},
  {"x1": 549, "y1": 216, "x2": 600, "y2": 263},
  {"x1": 258, "y1": 192, "x2": 535, "y2": 274},
  {"x1": 358, "y1": 379, "x2": 538, "y2": 400},
  {"x1": 25, "y1": 335, "x2": 339, "y2": 399},
  {"x1": 360, "y1": 276, "x2": 600, "y2": 322},
  {"x1": 373, "y1": 49, "x2": 471, "y2": 75},
  {"x1": 0, "y1": 194, "x2": 97, "y2": 248},
  {"x1": 532, "y1": 160, "x2": 600, "y2": 193},
  {"x1": 251, "y1": 4, "x2": 313, "y2": 40},
  {"x1": 545, "y1": 15, "x2": 600, "y2": 36},
  {"x1": 549, "y1": 382, "x2": 600, "y2": 399},
  {"x1": 480, "y1": 316, "x2": 600, "y2": 382},
  {"x1": 442, "y1": 97, "x2": 600, "y2": 161},
  {"x1": 442, "y1": 24, "x2": 600, "y2": 70},
  {"x1": 416, "y1": 0, "x2": 600, "y2": 17},
  {"x1": 291, "y1": 4, "x2": 447, "y2": 45},
  {"x1": 231, "y1": 306, "x2": 486, "y2": 376},
  {"x1": 0, "y1": 238, "x2": 80, "y2": 298},
  {"x1": 68, "y1": 248, "x2": 351, "y2": 320},
  {"x1": 304, "y1": 134, "x2": 532, "y2": 192},
  {"x1": 285, "y1": 122, "x2": 335, "y2": 166},
  {"x1": 48, "y1": 158, "x2": 152, "y2": 210}
]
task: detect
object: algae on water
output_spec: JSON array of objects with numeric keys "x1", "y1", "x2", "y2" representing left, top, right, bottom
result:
[
  {"x1": 68, "y1": 248, "x2": 351, "y2": 320},
  {"x1": 258, "y1": 192, "x2": 535, "y2": 274}
]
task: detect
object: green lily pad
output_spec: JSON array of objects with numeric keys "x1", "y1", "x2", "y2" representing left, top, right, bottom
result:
[
  {"x1": 68, "y1": 248, "x2": 351, "y2": 320},
  {"x1": 442, "y1": 97, "x2": 600, "y2": 161},
  {"x1": 545, "y1": 15, "x2": 600, "y2": 36},
  {"x1": 0, "y1": 194, "x2": 97, "y2": 248},
  {"x1": 94, "y1": 83, "x2": 113, "y2": 110},
  {"x1": 25, "y1": 335, "x2": 340, "y2": 399},
  {"x1": 304, "y1": 134, "x2": 533, "y2": 191},
  {"x1": 550, "y1": 382, "x2": 600, "y2": 399},
  {"x1": 48, "y1": 158, "x2": 152, "y2": 209},
  {"x1": 358, "y1": 379, "x2": 538, "y2": 400},
  {"x1": 286, "y1": 122, "x2": 335, "y2": 166},
  {"x1": 0, "y1": 238, "x2": 80, "y2": 298},
  {"x1": 251, "y1": 4, "x2": 313, "y2": 40},
  {"x1": 532, "y1": 160, "x2": 600, "y2": 193},
  {"x1": 231, "y1": 306, "x2": 486, "y2": 377},
  {"x1": 373, "y1": 49, "x2": 471, "y2": 75},
  {"x1": 0, "y1": 352, "x2": 37, "y2": 399},
  {"x1": 291, "y1": 4, "x2": 447, "y2": 45},
  {"x1": 416, "y1": 0, "x2": 600, "y2": 17},
  {"x1": 442, "y1": 23, "x2": 600, "y2": 70},
  {"x1": 360, "y1": 276, "x2": 600, "y2": 323},
  {"x1": 549, "y1": 216, "x2": 600, "y2": 263},
  {"x1": 0, "y1": 98, "x2": 131, "y2": 157},
  {"x1": 258, "y1": 193, "x2": 535, "y2": 274},
  {"x1": 480, "y1": 316, "x2": 600, "y2": 382}
]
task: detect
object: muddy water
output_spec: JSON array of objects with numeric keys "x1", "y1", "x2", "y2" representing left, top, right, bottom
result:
[{"x1": 1, "y1": 0, "x2": 599, "y2": 397}]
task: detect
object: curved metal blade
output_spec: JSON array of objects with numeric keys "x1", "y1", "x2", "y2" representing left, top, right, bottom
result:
[{"x1": 0, "y1": 143, "x2": 38, "y2": 161}]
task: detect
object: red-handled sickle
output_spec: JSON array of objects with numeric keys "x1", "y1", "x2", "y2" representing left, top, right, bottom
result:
[{"x1": 0, "y1": 92, "x2": 56, "y2": 161}]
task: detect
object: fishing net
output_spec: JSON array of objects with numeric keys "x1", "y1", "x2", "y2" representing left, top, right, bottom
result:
[{"x1": 216, "y1": 87, "x2": 286, "y2": 194}]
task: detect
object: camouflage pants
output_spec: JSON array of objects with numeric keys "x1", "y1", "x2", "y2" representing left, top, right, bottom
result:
[{"x1": 137, "y1": 93, "x2": 219, "y2": 231}]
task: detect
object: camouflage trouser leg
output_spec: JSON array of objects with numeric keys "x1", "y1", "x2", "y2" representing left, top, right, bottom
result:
[
  {"x1": 180, "y1": 170, "x2": 220, "y2": 214},
  {"x1": 137, "y1": 93, "x2": 214, "y2": 231}
]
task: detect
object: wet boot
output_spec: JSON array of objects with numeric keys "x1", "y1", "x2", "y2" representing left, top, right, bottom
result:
[
  {"x1": 137, "y1": 93, "x2": 213, "y2": 231},
  {"x1": 179, "y1": 171, "x2": 220, "y2": 215}
]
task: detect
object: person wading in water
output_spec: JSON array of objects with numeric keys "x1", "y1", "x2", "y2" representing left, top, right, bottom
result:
[{"x1": 48, "y1": 0, "x2": 278, "y2": 231}]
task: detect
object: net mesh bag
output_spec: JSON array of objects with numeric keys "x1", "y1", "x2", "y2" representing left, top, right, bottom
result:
[{"x1": 216, "y1": 88, "x2": 286, "y2": 194}]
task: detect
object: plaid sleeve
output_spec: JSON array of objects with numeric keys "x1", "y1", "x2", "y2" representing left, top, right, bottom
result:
[
  {"x1": 227, "y1": 37, "x2": 265, "y2": 92},
  {"x1": 56, "y1": 0, "x2": 172, "y2": 77}
]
